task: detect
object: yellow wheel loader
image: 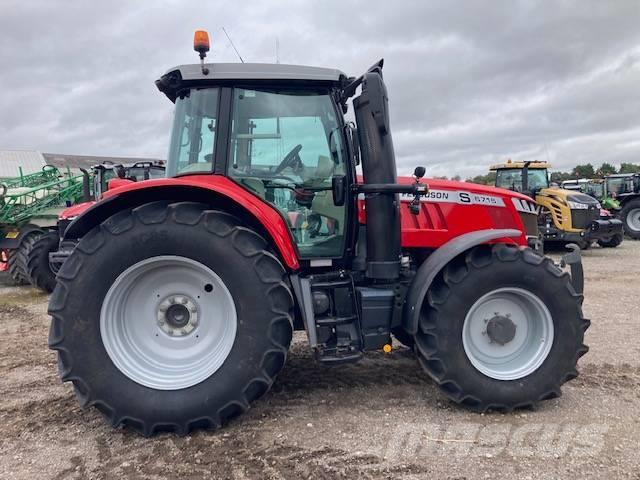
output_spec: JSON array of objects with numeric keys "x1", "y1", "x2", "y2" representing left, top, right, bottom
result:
[{"x1": 490, "y1": 160, "x2": 623, "y2": 249}]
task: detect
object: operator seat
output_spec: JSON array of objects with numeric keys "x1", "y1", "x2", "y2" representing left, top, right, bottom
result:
[{"x1": 311, "y1": 155, "x2": 343, "y2": 232}]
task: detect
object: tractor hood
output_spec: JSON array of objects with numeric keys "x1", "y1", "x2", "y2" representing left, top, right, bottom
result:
[
  {"x1": 537, "y1": 186, "x2": 600, "y2": 206},
  {"x1": 397, "y1": 176, "x2": 534, "y2": 203},
  {"x1": 357, "y1": 176, "x2": 537, "y2": 249}
]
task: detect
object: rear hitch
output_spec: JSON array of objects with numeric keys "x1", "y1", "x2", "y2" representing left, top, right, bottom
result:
[{"x1": 560, "y1": 243, "x2": 584, "y2": 299}]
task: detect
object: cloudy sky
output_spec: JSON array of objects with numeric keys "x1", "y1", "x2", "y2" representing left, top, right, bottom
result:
[{"x1": 1, "y1": 0, "x2": 639, "y2": 178}]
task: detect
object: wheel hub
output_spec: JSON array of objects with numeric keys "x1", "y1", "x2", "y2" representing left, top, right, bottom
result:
[
  {"x1": 485, "y1": 314, "x2": 517, "y2": 345},
  {"x1": 462, "y1": 287, "x2": 554, "y2": 381},
  {"x1": 157, "y1": 295, "x2": 199, "y2": 337},
  {"x1": 100, "y1": 256, "x2": 237, "y2": 390}
]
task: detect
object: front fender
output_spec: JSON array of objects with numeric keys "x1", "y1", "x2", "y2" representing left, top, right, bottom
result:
[
  {"x1": 63, "y1": 176, "x2": 300, "y2": 270},
  {"x1": 402, "y1": 228, "x2": 522, "y2": 334}
]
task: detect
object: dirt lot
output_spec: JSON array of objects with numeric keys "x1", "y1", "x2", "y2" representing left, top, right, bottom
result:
[{"x1": 1, "y1": 242, "x2": 639, "y2": 479}]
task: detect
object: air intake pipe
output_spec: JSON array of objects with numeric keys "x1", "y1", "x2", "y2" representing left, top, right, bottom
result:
[{"x1": 353, "y1": 71, "x2": 401, "y2": 280}]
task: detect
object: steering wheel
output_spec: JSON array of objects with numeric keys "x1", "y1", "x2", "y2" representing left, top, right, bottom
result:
[{"x1": 274, "y1": 144, "x2": 303, "y2": 174}]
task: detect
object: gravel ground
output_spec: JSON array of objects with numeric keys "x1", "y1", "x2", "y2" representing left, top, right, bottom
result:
[{"x1": 1, "y1": 242, "x2": 639, "y2": 479}]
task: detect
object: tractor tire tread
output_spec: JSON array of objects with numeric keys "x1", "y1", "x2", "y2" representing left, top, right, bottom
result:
[
  {"x1": 415, "y1": 243, "x2": 589, "y2": 413},
  {"x1": 27, "y1": 230, "x2": 60, "y2": 293},
  {"x1": 620, "y1": 198, "x2": 640, "y2": 239},
  {"x1": 49, "y1": 201, "x2": 293, "y2": 436}
]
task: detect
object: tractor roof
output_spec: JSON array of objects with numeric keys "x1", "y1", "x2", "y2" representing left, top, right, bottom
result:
[
  {"x1": 157, "y1": 63, "x2": 348, "y2": 102},
  {"x1": 165, "y1": 62, "x2": 347, "y2": 82},
  {"x1": 489, "y1": 160, "x2": 550, "y2": 171}
]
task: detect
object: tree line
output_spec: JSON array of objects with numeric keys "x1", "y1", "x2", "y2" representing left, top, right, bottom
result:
[{"x1": 465, "y1": 162, "x2": 640, "y2": 185}]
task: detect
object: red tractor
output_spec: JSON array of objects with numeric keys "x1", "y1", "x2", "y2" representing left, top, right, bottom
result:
[
  {"x1": 27, "y1": 161, "x2": 165, "y2": 292},
  {"x1": 49, "y1": 32, "x2": 588, "y2": 436}
]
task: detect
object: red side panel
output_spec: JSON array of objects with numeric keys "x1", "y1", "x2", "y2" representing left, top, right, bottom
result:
[
  {"x1": 102, "y1": 175, "x2": 300, "y2": 269},
  {"x1": 358, "y1": 177, "x2": 529, "y2": 248},
  {"x1": 59, "y1": 201, "x2": 96, "y2": 220},
  {"x1": 108, "y1": 178, "x2": 135, "y2": 190}
]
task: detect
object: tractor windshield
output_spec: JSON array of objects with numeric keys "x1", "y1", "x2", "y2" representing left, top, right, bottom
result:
[
  {"x1": 228, "y1": 88, "x2": 347, "y2": 258},
  {"x1": 166, "y1": 88, "x2": 219, "y2": 176},
  {"x1": 495, "y1": 168, "x2": 549, "y2": 193},
  {"x1": 606, "y1": 176, "x2": 635, "y2": 196}
]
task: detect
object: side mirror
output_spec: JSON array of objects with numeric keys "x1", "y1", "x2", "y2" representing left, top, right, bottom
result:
[
  {"x1": 332, "y1": 175, "x2": 347, "y2": 206},
  {"x1": 414, "y1": 166, "x2": 426, "y2": 179}
]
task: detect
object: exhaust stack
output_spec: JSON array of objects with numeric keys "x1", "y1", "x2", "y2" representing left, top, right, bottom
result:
[{"x1": 353, "y1": 71, "x2": 401, "y2": 280}]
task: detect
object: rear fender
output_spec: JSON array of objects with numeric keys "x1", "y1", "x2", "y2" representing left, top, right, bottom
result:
[
  {"x1": 0, "y1": 224, "x2": 44, "y2": 250},
  {"x1": 402, "y1": 228, "x2": 521, "y2": 334},
  {"x1": 63, "y1": 178, "x2": 300, "y2": 270}
]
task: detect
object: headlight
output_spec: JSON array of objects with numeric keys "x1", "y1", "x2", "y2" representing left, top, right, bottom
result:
[{"x1": 567, "y1": 201, "x2": 589, "y2": 209}]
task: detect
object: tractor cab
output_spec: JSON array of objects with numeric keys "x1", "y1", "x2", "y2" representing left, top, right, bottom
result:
[
  {"x1": 492, "y1": 159, "x2": 550, "y2": 197},
  {"x1": 91, "y1": 161, "x2": 166, "y2": 199},
  {"x1": 162, "y1": 70, "x2": 351, "y2": 259},
  {"x1": 605, "y1": 173, "x2": 639, "y2": 197}
]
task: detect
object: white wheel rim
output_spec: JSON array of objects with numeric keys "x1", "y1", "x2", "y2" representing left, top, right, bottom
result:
[
  {"x1": 627, "y1": 208, "x2": 640, "y2": 232},
  {"x1": 462, "y1": 287, "x2": 554, "y2": 381},
  {"x1": 100, "y1": 256, "x2": 237, "y2": 390}
]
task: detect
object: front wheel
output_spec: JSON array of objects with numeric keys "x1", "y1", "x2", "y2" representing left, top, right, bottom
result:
[
  {"x1": 49, "y1": 202, "x2": 293, "y2": 435},
  {"x1": 414, "y1": 244, "x2": 589, "y2": 412},
  {"x1": 620, "y1": 200, "x2": 640, "y2": 239},
  {"x1": 597, "y1": 233, "x2": 623, "y2": 248}
]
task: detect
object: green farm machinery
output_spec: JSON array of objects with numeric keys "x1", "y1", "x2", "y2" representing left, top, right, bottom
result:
[{"x1": 0, "y1": 166, "x2": 85, "y2": 284}]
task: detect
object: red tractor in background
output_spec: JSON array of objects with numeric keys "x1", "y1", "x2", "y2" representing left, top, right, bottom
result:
[
  {"x1": 48, "y1": 32, "x2": 588, "y2": 436},
  {"x1": 27, "y1": 161, "x2": 165, "y2": 292}
]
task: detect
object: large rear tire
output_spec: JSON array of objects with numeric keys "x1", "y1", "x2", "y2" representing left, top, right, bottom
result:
[
  {"x1": 27, "y1": 230, "x2": 60, "y2": 293},
  {"x1": 620, "y1": 199, "x2": 640, "y2": 239},
  {"x1": 49, "y1": 202, "x2": 293, "y2": 436},
  {"x1": 414, "y1": 244, "x2": 589, "y2": 412}
]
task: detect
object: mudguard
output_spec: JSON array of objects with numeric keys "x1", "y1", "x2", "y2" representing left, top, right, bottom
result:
[
  {"x1": 0, "y1": 224, "x2": 43, "y2": 249},
  {"x1": 62, "y1": 176, "x2": 301, "y2": 270},
  {"x1": 402, "y1": 228, "x2": 521, "y2": 334}
]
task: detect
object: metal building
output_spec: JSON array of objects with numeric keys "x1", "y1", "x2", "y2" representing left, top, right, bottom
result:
[{"x1": 0, "y1": 150, "x2": 46, "y2": 178}]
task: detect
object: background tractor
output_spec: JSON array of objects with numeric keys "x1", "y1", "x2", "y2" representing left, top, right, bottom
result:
[
  {"x1": 561, "y1": 178, "x2": 621, "y2": 212},
  {"x1": 491, "y1": 160, "x2": 623, "y2": 249},
  {"x1": 48, "y1": 31, "x2": 589, "y2": 436},
  {"x1": 603, "y1": 173, "x2": 640, "y2": 239},
  {"x1": 0, "y1": 165, "x2": 85, "y2": 284},
  {"x1": 562, "y1": 175, "x2": 640, "y2": 241},
  {"x1": 26, "y1": 161, "x2": 165, "y2": 292}
]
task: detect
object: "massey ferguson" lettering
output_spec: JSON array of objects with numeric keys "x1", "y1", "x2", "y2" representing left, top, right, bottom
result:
[{"x1": 401, "y1": 189, "x2": 506, "y2": 207}]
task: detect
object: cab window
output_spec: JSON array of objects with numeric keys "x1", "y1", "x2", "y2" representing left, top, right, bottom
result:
[
  {"x1": 166, "y1": 88, "x2": 219, "y2": 176},
  {"x1": 228, "y1": 88, "x2": 346, "y2": 258}
]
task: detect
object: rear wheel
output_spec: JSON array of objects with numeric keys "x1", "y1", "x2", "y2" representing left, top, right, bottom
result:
[
  {"x1": 27, "y1": 230, "x2": 60, "y2": 292},
  {"x1": 8, "y1": 230, "x2": 42, "y2": 285},
  {"x1": 597, "y1": 233, "x2": 623, "y2": 248},
  {"x1": 49, "y1": 202, "x2": 293, "y2": 435},
  {"x1": 621, "y1": 199, "x2": 640, "y2": 239},
  {"x1": 414, "y1": 244, "x2": 588, "y2": 411}
]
